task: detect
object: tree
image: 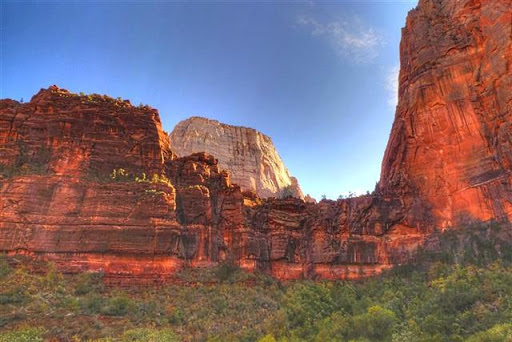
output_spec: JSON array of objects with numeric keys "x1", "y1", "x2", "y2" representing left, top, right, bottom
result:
[
  {"x1": 280, "y1": 185, "x2": 295, "y2": 199},
  {"x1": 351, "y1": 305, "x2": 398, "y2": 341},
  {"x1": 467, "y1": 324, "x2": 512, "y2": 342}
]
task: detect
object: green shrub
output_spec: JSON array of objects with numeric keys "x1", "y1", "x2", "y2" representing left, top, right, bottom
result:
[
  {"x1": 0, "y1": 255, "x2": 11, "y2": 278},
  {"x1": 0, "y1": 288, "x2": 27, "y2": 305},
  {"x1": 110, "y1": 168, "x2": 130, "y2": 182},
  {"x1": 215, "y1": 260, "x2": 239, "y2": 283},
  {"x1": 283, "y1": 282, "x2": 335, "y2": 338},
  {"x1": 467, "y1": 323, "x2": 512, "y2": 342},
  {"x1": 80, "y1": 294, "x2": 104, "y2": 314},
  {"x1": 0, "y1": 327, "x2": 44, "y2": 342},
  {"x1": 74, "y1": 271, "x2": 105, "y2": 295},
  {"x1": 121, "y1": 328, "x2": 178, "y2": 342},
  {"x1": 100, "y1": 295, "x2": 137, "y2": 317},
  {"x1": 351, "y1": 305, "x2": 398, "y2": 341}
]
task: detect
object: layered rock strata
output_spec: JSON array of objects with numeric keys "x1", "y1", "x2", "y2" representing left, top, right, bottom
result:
[
  {"x1": 0, "y1": 0, "x2": 511, "y2": 282},
  {"x1": 170, "y1": 116, "x2": 303, "y2": 199},
  {"x1": 380, "y1": 0, "x2": 512, "y2": 229},
  {"x1": 0, "y1": 87, "x2": 419, "y2": 282}
]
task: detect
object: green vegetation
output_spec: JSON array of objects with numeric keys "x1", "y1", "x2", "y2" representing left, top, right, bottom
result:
[
  {"x1": 279, "y1": 185, "x2": 295, "y2": 199},
  {"x1": 2, "y1": 224, "x2": 512, "y2": 341},
  {"x1": 0, "y1": 142, "x2": 52, "y2": 178},
  {"x1": 58, "y1": 88, "x2": 132, "y2": 108},
  {"x1": 109, "y1": 168, "x2": 172, "y2": 187},
  {"x1": 134, "y1": 172, "x2": 172, "y2": 187}
]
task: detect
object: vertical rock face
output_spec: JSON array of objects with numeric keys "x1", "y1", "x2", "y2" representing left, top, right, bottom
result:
[
  {"x1": 380, "y1": 0, "x2": 512, "y2": 229},
  {"x1": 0, "y1": 85, "x2": 173, "y2": 178},
  {"x1": 0, "y1": 88, "x2": 247, "y2": 284},
  {"x1": 170, "y1": 117, "x2": 304, "y2": 199}
]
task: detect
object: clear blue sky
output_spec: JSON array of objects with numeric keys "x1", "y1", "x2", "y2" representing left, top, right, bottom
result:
[{"x1": 2, "y1": 0, "x2": 417, "y2": 200}]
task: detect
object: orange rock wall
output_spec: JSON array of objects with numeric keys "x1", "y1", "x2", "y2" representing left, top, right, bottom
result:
[
  {"x1": 380, "y1": 0, "x2": 512, "y2": 228},
  {"x1": 0, "y1": 0, "x2": 511, "y2": 282}
]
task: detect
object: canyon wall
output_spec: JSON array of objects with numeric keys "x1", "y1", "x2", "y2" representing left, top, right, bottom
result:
[
  {"x1": 0, "y1": 88, "x2": 247, "y2": 283},
  {"x1": 170, "y1": 116, "x2": 303, "y2": 199},
  {"x1": 380, "y1": 0, "x2": 512, "y2": 229},
  {"x1": 0, "y1": 0, "x2": 511, "y2": 282},
  {"x1": 0, "y1": 87, "x2": 419, "y2": 282}
]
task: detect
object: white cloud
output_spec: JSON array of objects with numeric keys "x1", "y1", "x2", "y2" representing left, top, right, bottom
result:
[
  {"x1": 297, "y1": 15, "x2": 384, "y2": 63},
  {"x1": 386, "y1": 64, "x2": 400, "y2": 107}
]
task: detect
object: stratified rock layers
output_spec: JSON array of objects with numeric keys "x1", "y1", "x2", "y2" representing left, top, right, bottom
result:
[
  {"x1": 380, "y1": 0, "x2": 512, "y2": 228},
  {"x1": 0, "y1": 0, "x2": 511, "y2": 282},
  {"x1": 0, "y1": 87, "x2": 420, "y2": 282},
  {"x1": 170, "y1": 116, "x2": 303, "y2": 199}
]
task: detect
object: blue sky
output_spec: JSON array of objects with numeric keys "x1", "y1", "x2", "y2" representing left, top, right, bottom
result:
[{"x1": 2, "y1": 0, "x2": 417, "y2": 200}]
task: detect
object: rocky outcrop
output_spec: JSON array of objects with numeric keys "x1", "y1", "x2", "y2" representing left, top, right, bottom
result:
[
  {"x1": 0, "y1": 0, "x2": 511, "y2": 283},
  {"x1": 0, "y1": 87, "x2": 413, "y2": 282},
  {"x1": 380, "y1": 0, "x2": 512, "y2": 229},
  {"x1": 0, "y1": 86, "x2": 173, "y2": 178},
  {"x1": 170, "y1": 117, "x2": 303, "y2": 199},
  {"x1": 0, "y1": 88, "x2": 246, "y2": 283}
]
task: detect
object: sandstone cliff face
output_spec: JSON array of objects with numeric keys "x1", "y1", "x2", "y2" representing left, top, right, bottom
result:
[
  {"x1": 0, "y1": 87, "x2": 414, "y2": 282},
  {"x1": 0, "y1": 86, "x2": 173, "y2": 178},
  {"x1": 0, "y1": 88, "x2": 247, "y2": 283},
  {"x1": 170, "y1": 117, "x2": 303, "y2": 199},
  {"x1": 0, "y1": 0, "x2": 510, "y2": 283},
  {"x1": 380, "y1": 0, "x2": 512, "y2": 229}
]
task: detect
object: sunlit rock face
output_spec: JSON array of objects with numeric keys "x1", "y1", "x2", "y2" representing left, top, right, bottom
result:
[
  {"x1": 170, "y1": 116, "x2": 303, "y2": 199},
  {"x1": 0, "y1": 87, "x2": 246, "y2": 284},
  {"x1": 0, "y1": 85, "x2": 173, "y2": 178},
  {"x1": 380, "y1": 0, "x2": 512, "y2": 229},
  {"x1": 0, "y1": 0, "x2": 511, "y2": 283},
  {"x1": 0, "y1": 87, "x2": 416, "y2": 282}
]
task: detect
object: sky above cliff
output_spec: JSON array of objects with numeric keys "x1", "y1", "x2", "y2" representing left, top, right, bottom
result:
[{"x1": 2, "y1": 0, "x2": 418, "y2": 200}]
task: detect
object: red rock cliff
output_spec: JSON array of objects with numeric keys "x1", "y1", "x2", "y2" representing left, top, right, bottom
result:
[
  {"x1": 0, "y1": 86, "x2": 418, "y2": 281},
  {"x1": 0, "y1": 0, "x2": 511, "y2": 282},
  {"x1": 380, "y1": 0, "x2": 512, "y2": 229}
]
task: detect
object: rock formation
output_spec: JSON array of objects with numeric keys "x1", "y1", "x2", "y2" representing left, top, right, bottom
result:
[
  {"x1": 170, "y1": 116, "x2": 303, "y2": 199},
  {"x1": 0, "y1": 87, "x2": 247, "y2": 283},
  {"x1": 0, "y1": 0, "x2": 510, "y2": 282},
  {"x1": 380, "y1": 0, "x2": 512, "y2": 229}
]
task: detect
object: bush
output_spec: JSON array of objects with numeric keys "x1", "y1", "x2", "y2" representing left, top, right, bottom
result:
[
  {"x1": 0, "y1": 327, "x2": 44, "y2": 342},
  {"x1": 121, "y1": 328, "x2": 178, "y2": 342},
  {"x1": 100, "y1": 295, "x2": 137, "y2": 317},
  {"x1": 283, "y1": 282, "x2": 335, "y2": 338},
  {"x1": 74, "y1": 271, "x2": 105, "y2": 295},
  {"x1": 80, "y1": 294, "x2": 104, "y2": 314},
  {"x1": 467, "y1": 323, "x2": 512, "y2": 342},
  {"x1": 110, "y1": 168, "x2": 131, "y2": 182},
  {"x1": 0, "y1": 288, "x2": 27, "y2": 305},
  {"x1": 0, "y1": 255, "x2": 11, "y2": 278},
  {"x1": 215, "y1": 260, "x2": 239, "y2": 283},
  {"x1": 351, "y1": 305, "x2": 398, "y2": 341}
]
